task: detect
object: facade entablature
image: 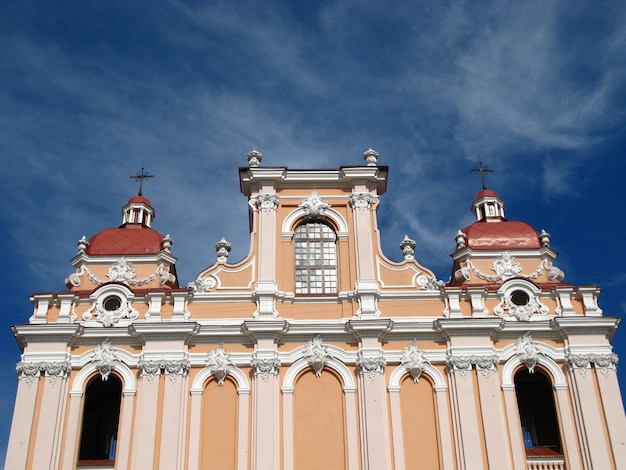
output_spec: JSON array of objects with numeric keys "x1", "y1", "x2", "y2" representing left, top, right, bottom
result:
[
  {"x1": 239, "y1": 165, "x2": 388, "y2": 197},
  {"x1": 451, "y1": 248, "x2": 565, "y2": 287},
  {"x1": 66, "y1": 252, "x2": 178, "y2": 292}
]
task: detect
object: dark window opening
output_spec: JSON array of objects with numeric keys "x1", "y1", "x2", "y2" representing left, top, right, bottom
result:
[
  {"x1": 294, "y1": 222, "x2": 337, "y2": 294},
  {"x1": 514, "y1": 369, "x2": 562, "y2": 454},
  {"x1": 103, "y1": 296, "x2": 122, "y2": 312},
  {"x1": 78, "y1": 375, "x2": 122, "y2": 463},
  {"x1": 510, "y1": 290, "x2": 530, "y2": 306}
]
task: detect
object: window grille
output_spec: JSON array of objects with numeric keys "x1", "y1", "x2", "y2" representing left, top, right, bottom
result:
[{"x1": 294, "y1": 223, "x2": 337, "y2": 294}]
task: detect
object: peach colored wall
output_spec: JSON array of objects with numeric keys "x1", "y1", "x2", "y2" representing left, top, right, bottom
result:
[
  {"x1": 472, "y1": 371, "x2": 490, "y2": 467},
  {"x1": 377, "y1": 299, "x2": 447, "y2": 317},
  {"x1": 201, "y1": 377, "x2": 239, "y2": 469},
  {"x1": 294, "y1": 370, "x2": 347, "y2": 469},
  {"x1": 400, "y1": 375, "x2": 441, "y2": 469}
]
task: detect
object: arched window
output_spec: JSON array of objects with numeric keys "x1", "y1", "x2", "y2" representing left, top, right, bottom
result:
[
  {"x1": 294, "y1": 222, "x2": 337, "y2": 294},
  {"x1": 78, "y1": 375, "x2": 122, "y2": 463},
  {"x1": 514, "y1": 369, "x2": 562, "y2": 455}
]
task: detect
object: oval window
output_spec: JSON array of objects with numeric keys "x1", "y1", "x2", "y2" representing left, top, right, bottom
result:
[
  {"x1": 510, "y1": 290, "x2": 530, "y2": 306},
  {"x1": 103, "y1": 296, "x2": 122, "y2": 312}
]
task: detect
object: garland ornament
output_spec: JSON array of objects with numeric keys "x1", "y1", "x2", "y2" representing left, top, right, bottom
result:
[{"x1": 67, "y1": 258, "x2": 175, "y2": 288}]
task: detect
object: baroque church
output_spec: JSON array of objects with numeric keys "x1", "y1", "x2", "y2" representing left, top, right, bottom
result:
[{"x1": 6, "y1": 149, "x2": 626, "y2": 469}]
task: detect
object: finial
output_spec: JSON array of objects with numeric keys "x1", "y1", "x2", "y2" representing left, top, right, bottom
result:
[
  {"x1": 364, "y1": 148, "x2": 379, "y2": 166},
  {"x1": 400, "y1": 235, "x2": 416, "y2": 260},
  {"x1": 470, "y1": 161, "x2": 493, "y2": 190},
  {"x1": 77, "y1": 235, "x2": 89, "y2": 253},
  {"x1": 455, "y1": 230, "x2": 467, "y2": 249},
  {"x1": 247, "y1": 149, "x2": 262, "y2": 167},
  {"x1": 162, "y1": 234, "x2": 173, "y2": 252},
  {"x1": 216, "y1": 237, "x2": 232, "y2": 263},
  {"x1": 539, "y1": 229, "x2": 551, "y2": 246},
  {"x1": 130, "y1": 166, "x2": 154, "y2": 196}
]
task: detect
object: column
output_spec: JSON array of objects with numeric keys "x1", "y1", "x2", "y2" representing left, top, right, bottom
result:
[
  {"x1": 446, "y1": 358, "x2": 485, "y2": 470},
  {"x1": 502, "y1": 385, "x2": 528, "y2": 469},
  {"x1": 115, "y1": 391, "x2": 136, "y2": 470},
  {"x1": 349, "y1": 187, "x2": 379, "y2": 317},
  {"x1": 356, "y1": 336, "x2": 393, "y2": 469},
  {"x1": 434, "y1": 387, "x2": 456, "y2": 470},
  {"x1": 130, "y1": 361, "x2": 161, "y2": 469},
  {"x1": 251, "y1": 345, "x2": 281, "y2": 470},
  {"x1": 60, "y1": 392, "x2": 82, "y2": 470},
  {"x1": 237, "y1": 389, "x2": 251, "y2": 470},
  {"x1": 5, "y1": 370, "x2": 40, "y2": 469},
  {"x1": 475, "y1": 357, "x2": 513, "y2": 468},
  {"x1": 253, "y1": 187, "x2": 279, "y2": 318},
  {"x1": 158, "y1": 359, "x2": 190, "y2": 469},
  {"x1": 566, "y1": 360, "x2": 612, "y2": 469},
  {"x1": 31, "y1": 363, "x2": 70, "y2": 470},
  {"x1": 187, "y1": 391, "x2": 203, "y2": 470},
  {"x1": 595, "y1": 362, "x2": 626, "y2": 465}
]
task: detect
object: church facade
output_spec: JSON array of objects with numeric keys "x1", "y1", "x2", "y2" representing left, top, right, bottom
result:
[{"x1": 6, "y1": 149, "x2": 626, "y2": 469}]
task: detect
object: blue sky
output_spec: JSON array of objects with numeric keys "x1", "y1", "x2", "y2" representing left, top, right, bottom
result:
[{"x1": 1, "y1": 0, "x2": 625, "y2": 460}]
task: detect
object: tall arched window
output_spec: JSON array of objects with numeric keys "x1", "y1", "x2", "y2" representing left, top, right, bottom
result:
[
  {"x1": 78, "y1": 375, "x2": 122, "y2": 463},
  {"x1": 294, "y1": 222, "x2": 337, "y2": 294},
  {"x1": 514, "y1": 369, "x2": 562, "y2": 455}
]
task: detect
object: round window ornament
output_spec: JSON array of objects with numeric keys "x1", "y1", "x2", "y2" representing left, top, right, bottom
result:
[
  {"x1": 510, "y1": 290, "x2": 530, "y2": 306},
  {"x1": 103, "y1": 296, "x2": 122, "y2": 312}
]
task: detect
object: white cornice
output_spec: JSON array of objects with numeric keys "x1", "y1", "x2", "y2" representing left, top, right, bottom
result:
[
  {"x1": 451, "y1": 246, "x2": 558, "y2": 261},
  {"x1": 71, "y1": 251, "x2": 177, "y2": 268},
  {"x1": 240, "y1": 166, "x2": 388, "y2": 195}
]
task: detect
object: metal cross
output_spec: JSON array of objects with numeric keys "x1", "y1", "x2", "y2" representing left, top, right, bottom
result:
[
  {"x1": 130, "y1": 166, "x2": 154, "y2": 196},
  {"x1": 470, "y1": 161, "x2": 493, "y2": 190}
]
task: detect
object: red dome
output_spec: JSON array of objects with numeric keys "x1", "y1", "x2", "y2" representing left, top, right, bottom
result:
[
  {"x1": 126, "y1": 195, "x2": 152, "y2": 206},
  {"x1": 474, "y1": 189, "x2": 499, "y2": 199},
  {"x1": 87, "y1": 224, "x2": 165, "y2": 255},
  {"x1": 461, "y1": 220, "x2": 541, "y2": 249}
]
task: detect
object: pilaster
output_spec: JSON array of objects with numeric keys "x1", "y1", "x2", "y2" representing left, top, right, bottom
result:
[
  {"x1": 354, "y1": 329, "x2": 393, "y2": 470},
  {"x1": 5, "y1": 374, "x2": 40, "y2": 469},
  {"x1": 246, "y1": 321, "x2": 285, "y2": 470},
  {"x1": 31, "y1": 363, "x2": 71, "y2": 470},
  {"x1": 595, "y1": 366, "x2": 626, "y2": 465}
]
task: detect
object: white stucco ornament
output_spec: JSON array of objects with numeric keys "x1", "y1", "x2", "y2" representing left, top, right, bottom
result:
[
  {"x1": 349, "y1": 193, "x2": 374, "y2": 212},
  {"x1": 247, "y1": 149, "x2": 262, "y2": 167},
  {"x1": 251, "y1": 354, "x2": 281, "y2": 382},
  {"x1": 299, "y1": 190, "x2": 330, "y2": 218},
  {"x1": 188, "y1": 277, "x2": 216, "y2": 293},
  {"x1": 205, "y1": 344, "x2": 235, "y2": 386},
  {"x1": 356, "y1": 351, "x2": 386, "y2": 381},
  {"x1": 303, "y1": 335, "x2": 331, "y2": 377},
  {"x1": 83, "y1": 297, "x2": 139, "y2": 327},
  {"x1": 363, "y1": 147, "x2": 379, "y2": 166},
  {"x1": 91, "y1": 339, "x2": 121, "y2": 381},
  {"x1": 253, "y1": 193, "x2": 279, "y2": 213},
  {"x1": 215, "y1": 237, "x2": 232, "y2": 263},
  {"x1": 515, "y1": 333, "x2": 544, "y2": 373},
  {"x1": 400, "y1": 235, "x2": 416, "y2": 260},
  {"x1": 400, "y1": 341, "x2": 430, "y2": 383}
]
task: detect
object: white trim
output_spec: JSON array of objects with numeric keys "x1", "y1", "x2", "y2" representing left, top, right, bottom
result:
[
  {"x1": 282, "y1": 356, "x2": 356, "y2": 391},
  {"x1": 501, "y1": 354, "x2": 566, "y2": 388},
  {"x1": 190, "y1": 366, "x2": 250, "y2": 393},
  {"x1": 71, "y1": 362, "x2": 136, "y2": 394},
  {"x1": 281, "y1": 207, "x2": 349, "y2": 238},
  {"x1": 388, "y1": 363, "x2": 447, "y2": 389}
]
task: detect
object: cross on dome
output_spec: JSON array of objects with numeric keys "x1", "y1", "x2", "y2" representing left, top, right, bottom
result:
[
  {"x1": 130, "y1": 166, "x2": 154, "y2": 196},
  {"x1": 470, "y1": 161, "x2": 493, "y2": 190}
]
